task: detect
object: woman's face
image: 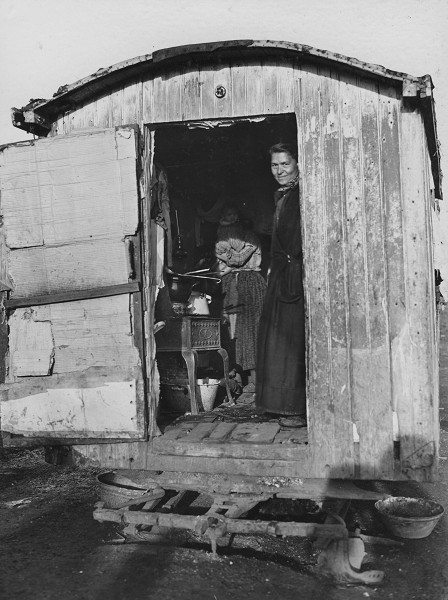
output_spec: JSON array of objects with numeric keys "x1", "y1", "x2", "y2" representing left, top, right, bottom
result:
[{"x1": 270, "y1": 152, "x2": 299, "y2": 185}]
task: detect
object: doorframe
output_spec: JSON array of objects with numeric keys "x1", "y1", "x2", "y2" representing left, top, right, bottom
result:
[{"x1": 141, "y1": 113, "x2": 304, "y2": 437}]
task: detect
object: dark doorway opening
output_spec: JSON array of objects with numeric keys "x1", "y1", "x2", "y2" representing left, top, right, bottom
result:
[{"x1": 150, "y1": 114, "x2": 300, "y2": 423}]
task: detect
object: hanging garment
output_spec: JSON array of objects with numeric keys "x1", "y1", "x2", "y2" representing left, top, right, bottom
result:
[{"x1": 150, "y1": 166, "x2": 173, "y2": 265}]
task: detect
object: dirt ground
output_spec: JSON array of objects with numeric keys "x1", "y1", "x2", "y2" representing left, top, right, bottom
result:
[{"x1": 1, "y1": 314, "x2": 448, "y2": 600}]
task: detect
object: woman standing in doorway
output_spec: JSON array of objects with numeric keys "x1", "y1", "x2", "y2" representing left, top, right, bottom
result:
[{"x1": 255, "y1": 143, "x2": 306, "y2": 427}]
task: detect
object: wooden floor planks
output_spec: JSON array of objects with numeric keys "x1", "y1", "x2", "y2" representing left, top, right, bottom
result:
[
  {"x1": 208, "y1": 422, "x2": 238, "y2": 441},
  {"x1": 155, "y1": 412, "x2": 309, "y2": 464}
]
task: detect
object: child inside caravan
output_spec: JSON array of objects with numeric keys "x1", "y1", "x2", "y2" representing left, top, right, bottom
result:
[{"x1": 215, "y1": 202, "x2": 266, "y2": 390}]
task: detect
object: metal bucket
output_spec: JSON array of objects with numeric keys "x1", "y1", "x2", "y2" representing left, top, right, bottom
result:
[
  {"x1": 97, "y1": 471, "x2": 150, "y2": 509},
  {"x1": 375, "y1": 496, "x2": 445, "y2": 539},
  {"x1": 196, "y1": 378, "x2": 220, "y2": 411}
]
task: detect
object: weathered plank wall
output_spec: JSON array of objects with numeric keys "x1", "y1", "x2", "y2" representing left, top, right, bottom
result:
[
  {"x1": 301, "y1": 69, "x2": 397, "y2": 480},
  {"x1": 299, "y1": 71, "x2": 436, "y2": 480},
  {"x1": 300, "y1": 74, "x2": 436, "y2": 480},
  {"x1": 396, "y1": 107, "x2": 438, "y2": 480},
  {"x1": 49, "y1": 59, "x2": 437, "y2": 479}
]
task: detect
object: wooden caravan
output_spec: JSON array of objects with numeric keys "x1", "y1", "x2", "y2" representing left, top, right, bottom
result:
[{"x1": 0, "y1": 40, "x2": 443, "y2": 487}]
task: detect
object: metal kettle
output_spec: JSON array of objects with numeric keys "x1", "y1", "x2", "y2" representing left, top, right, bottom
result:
[{"x1": 187, "y1": 291, "x2": 211, "y2": 315}]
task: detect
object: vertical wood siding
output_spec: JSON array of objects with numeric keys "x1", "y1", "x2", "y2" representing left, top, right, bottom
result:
[
  {"x1": 51, "y1": 58, "x2": 437, "y2": 479},
  {"x1": 299, "y1": 72, "x2": 436, "y2": 479},
  {"x1": 299, "y1": 65, "x2": 338, "y2": 477},
  {"x1": 54, "y1": 59, "x2": 302, "y2": 133},
  {"x1": 397, "y1": 107, "x2": 437, "y2": 481},
  {"x1": 379, "y1": 85, "x2": 406, "y2": 474}
]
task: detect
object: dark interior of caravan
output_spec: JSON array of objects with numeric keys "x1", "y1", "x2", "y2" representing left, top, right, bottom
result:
[{"x1": 151, "y1": 114, "x2": 301, "y2": 423}]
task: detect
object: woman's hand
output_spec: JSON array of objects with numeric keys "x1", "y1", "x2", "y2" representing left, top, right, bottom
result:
[{"x1": 218, "y1": 264, "x2": 233, "y2": 276}]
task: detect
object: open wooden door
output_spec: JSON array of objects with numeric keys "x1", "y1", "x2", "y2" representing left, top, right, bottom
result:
[{"x1": 0, "y1": 126, "x2": 147, "y2": 446}]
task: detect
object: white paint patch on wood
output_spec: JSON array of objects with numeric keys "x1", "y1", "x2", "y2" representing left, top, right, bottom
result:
[{"x1": 0, "y1": 380, "x2": 139, "y2": 437}]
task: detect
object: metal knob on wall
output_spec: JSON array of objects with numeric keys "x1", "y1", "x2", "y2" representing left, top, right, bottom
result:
[{"x1": 215, "y1": 85, "x2": 226, "y2": 98}]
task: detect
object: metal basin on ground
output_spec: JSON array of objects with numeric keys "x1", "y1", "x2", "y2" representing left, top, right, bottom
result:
[
  {"x1": 375, "y1": 496, "x2": 445, "y2": 539},
  {"x1": 97, "y1": 471, "x2": 153, "y2": 509}
]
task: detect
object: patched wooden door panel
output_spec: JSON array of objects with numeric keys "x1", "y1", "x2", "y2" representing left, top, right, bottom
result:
[
  {"x1": 0, "y1": 127, "x2": 139, "y2": 296},
  {"x1": 0, "y1": 127, "x2": 146, "y2": 445}
]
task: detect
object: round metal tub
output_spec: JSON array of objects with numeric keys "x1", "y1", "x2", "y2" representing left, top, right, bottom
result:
[
  {"x1": 97, "y1": 471, "x2": 151, "y2": 509},
  {"x1": 375, "y1": 496, "x2": 445, "y2": 539}
]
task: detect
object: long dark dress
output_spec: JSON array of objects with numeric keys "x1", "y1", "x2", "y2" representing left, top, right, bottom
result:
[{"x1": 255, "y1": 182, "x2": 306, "y2": 416}]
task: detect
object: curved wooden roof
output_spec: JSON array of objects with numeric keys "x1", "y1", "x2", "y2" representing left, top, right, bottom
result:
[
  {"x1": 10, "y1": 39, "x2": 441, "y2": 197},
  {"x1": 14, "y1": 39, "x2": 433, "y2": 121}
]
